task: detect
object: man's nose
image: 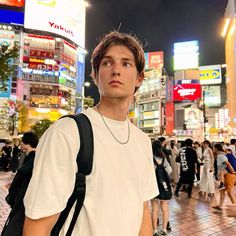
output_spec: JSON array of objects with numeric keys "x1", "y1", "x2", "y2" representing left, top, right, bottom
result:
[{"x1": 112, "y1": 63, "x2": 121, "y2": 76}]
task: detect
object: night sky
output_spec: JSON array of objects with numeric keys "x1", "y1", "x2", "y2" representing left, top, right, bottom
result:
[{"x1": 85, "y1": 0, "x2": 228, "y2": 103}]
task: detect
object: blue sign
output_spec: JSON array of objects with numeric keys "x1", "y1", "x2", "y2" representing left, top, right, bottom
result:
[{"x1": 0, "y1": 9, "x2": 24, "y2": 25}]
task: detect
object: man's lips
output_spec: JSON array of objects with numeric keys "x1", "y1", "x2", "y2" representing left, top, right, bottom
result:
[{"x1": 109, "y1": 80, "x2": 123, "y2": 85}]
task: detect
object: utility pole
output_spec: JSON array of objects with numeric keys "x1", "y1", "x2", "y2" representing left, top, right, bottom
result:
[{"x1": 203, "y1": 90, "x2": 207, "y2": 140}]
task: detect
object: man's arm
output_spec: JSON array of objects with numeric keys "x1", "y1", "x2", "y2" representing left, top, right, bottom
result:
[
  {"x1": 139, "y1": 201, "x2": 153, "y2": 236},
  {"x1": 23, "y1": 213, "x2": 60, "y2": 236},
  {"x1": 225, "y1": 160, "x2": 235, "y2": 174}
]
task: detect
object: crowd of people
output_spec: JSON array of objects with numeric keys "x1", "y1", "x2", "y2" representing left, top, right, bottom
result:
[{"x1": 151, "y1": 137, "x2": 236, "y2": 235}]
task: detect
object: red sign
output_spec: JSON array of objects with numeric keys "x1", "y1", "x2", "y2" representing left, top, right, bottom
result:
[
  {"x1": 165, "y1": 102, "x2": 175, "y2": 136},
  {"x1": 148, "y1": 52, "x2": 163, "y2": 69},
  {"x1": 0, "y1": 0, "x2": 24, "y2": 7},
  {"x1": 28, "y1": 63, "x2": 59, "y2": 71},
  {"x1": 173, "y1": 84, "x2": 201, "y2": 101},
  {"x1": 30, "y1": 50, "x2": 54, "y2": 59}
]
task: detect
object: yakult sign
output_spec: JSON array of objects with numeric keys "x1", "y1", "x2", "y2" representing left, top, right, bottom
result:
[
  {"x1": 173, "y1": 84, "x2": 201, "y2": 101},
  {"x1": 24, "y1": 0, "x2": 86, "y2": 47}
]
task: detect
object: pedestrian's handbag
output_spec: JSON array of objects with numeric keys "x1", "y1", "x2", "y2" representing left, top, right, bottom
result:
[
  {"x1": 1, "y1": 113, "x2": 94, "y2": 236},
  {"x1": 154, "y1": 157, "x2": 172, "y2": 200}
]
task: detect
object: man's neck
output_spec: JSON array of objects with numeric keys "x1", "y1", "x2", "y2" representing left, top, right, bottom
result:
[{"x1": 95, "y1": 97, "x2": 131, "y2": 121}]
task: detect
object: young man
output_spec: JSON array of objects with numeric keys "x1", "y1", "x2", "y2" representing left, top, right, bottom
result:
[
  {"x1": 23, "y1": 31, "x2": 158, "y2": 236},
  {"x1": 212, "y1": 144, "x2": 236, "y2": 210},
  {"x1": 174, "y1": 138, "x2": 197, "y2": 198}
]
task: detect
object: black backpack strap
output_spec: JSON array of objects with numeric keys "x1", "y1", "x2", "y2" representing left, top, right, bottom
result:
[{"x1": 51, "y1": 113, "x2": 94, "y2": 236}]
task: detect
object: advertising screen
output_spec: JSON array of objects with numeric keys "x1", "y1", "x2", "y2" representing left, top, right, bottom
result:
[
  {"x1": 173, "y1": 83, "x2": 201, "y2": 101},
  {"x1": 0, "y1": 0, "x2": 24, "y2": 7},
  {"x1": 24, "y1": 0, "x2": 86, "y2": 47},
  {"x1": 173, "y1": 40, "x2": 199, "y2": 70},
  {"x1": 165, "y1": 102, "x2": 175, "y2": 135},
  {"x1": 199, "y1": 65, "x2": 222, "y2": 85},
  {"x1": 144, "y1": 51, "x2": 164, "y2": 70},
  {"x1": 185, "y1": 108, "x2": 201, "y2": 130},
  {"x1": 203, "y1": 85, "x2": 221, "y2": 107}
]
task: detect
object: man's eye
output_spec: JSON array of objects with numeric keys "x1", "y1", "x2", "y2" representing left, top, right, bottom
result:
[
  {"x1": 102, "y1": 61, "x2": 112, "y2": 66},
  {"x1": 123, "y1": 62, "x2": 131, "y2": 67}
]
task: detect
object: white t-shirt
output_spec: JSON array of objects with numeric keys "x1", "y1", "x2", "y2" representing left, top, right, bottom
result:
[
  {"x1": 24, "y1": 108, "x2": 158, "y2": 236},
  {"x1": 217, "y1": 153, "x2": 228, "y2": 172}
]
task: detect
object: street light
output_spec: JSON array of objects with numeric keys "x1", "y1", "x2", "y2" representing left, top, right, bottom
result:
[{"x1": 81, "y1": 81, "x2": 91, "y2": 110}]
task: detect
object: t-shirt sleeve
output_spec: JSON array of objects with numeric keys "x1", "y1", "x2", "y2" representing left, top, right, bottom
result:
[
  {"x1": 24, "y1": 118, "x2": 80, "y2": 219},
  {"x1": 142, "y1": 138, "x2": 159, "y2": 201}
]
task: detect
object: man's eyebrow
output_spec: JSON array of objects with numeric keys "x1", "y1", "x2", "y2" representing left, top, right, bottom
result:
[{"x1": 102, "y1": 55, "x2": 134, "y2": 61}]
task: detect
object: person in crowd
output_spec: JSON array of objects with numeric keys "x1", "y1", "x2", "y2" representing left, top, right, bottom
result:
[
  {"x1": 212, "y1": 143, "x2": 236, "y2": 211},
  {"x1": 170, "y1": 140, "x2": 179, "y2": 185},
  {"x1": 151, "y1": 140, "x2": 172, "y2": 236},
  {"x1": 11, "y1": 138, "x2": 21, "y2": 173},
  {"x1": 158, "y1": 137, "x2": 171, "y2": 165},
  {"x1": 198, "y1": 140, "x2": 215, "y2": 198},
  {"x1": 23, "y1": 31, "x2": 158, "y2": 236},
  {"x1": 1, "y1": 140, "x2": 12, "y2": 171},
  {"x1": 229, "y1": 138, "x2": 236, "y2": 156},
  {"x1": 194, "y1": 141, "x2": 203, "y2": 183},
  {"x1": 174, "y1": 138, "x2": 197, "y2": 198},
  {"x1": 5, "y1": 132, "x2": 39, "y2": 208}
]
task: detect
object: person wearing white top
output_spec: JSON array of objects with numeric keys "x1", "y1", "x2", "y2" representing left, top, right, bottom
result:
[{"x1": 23, "y1": 31, "x2": 158, "y2": 236}]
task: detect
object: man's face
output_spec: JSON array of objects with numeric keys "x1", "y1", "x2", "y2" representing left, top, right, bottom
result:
[
  {"x1": 94, "y1": 45, "x2": 144, "y2": 99},
  {"x1": 20, "y1": 142, "x2": 28, "y2": 153}
]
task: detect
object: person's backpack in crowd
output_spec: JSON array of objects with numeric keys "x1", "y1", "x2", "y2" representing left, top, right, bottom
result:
[
  {"x1": 154, "y1": 157, "x2": 172, "y2": 200},
  {"x1": 1, "y1": 113, "x2": 94, "y2": 236}
]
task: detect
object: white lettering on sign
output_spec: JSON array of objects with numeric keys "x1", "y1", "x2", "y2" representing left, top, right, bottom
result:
[
  {"x1": 178, "y1": 88, "x2": 196, "y2": 96},
  {"x1": 49, "y1": 22, "x2": 74, "y2": 37}
]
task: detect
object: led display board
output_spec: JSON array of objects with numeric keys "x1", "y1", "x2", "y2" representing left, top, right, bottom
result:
[
  {"x1": 173, "y1": 83, "x2": 201, "y2": 101},
  {"x1": 199, "y1": 65, "x2": 222, "y2": 85},
  {"x1": 144, "y1": 51, "x2": 164, "y2": 70},
  {"x1": 0, "y1": 0, "x2": 24, "y2": 7},
  {"x1": 173, "y1": 40, "x2": 199, "y2": 70},
  {"x1": 24, "y1": 0, "x2": 86, "y2": 47},
  {"x1": 185, "y1": 108, "x2": 201, "y2": 130},
  {"x1": 203, "y1": 85, "x2": 221, "y2": 107}
]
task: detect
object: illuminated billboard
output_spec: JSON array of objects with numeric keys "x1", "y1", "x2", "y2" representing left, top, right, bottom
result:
[
  {"x1": 173, "y1": 83, "x2": 201, "y2": 101},
  {"x1": 0, "y1": 0, "x2": 24, "y2": 7},
  {"x1": 173, "y1": 40, "x2": 199, "y2": 70},
  {"x1": 199, "y1": 65, "x2": 222, "y2": 85},
  {"x1": 24, "y1": 0, "x2": 86, "y2": 47},
  {"x1": 144, "y1": 51, "x2": 164, "y2": 70},
  {"x1": 203, "y1": 85, "x2": 221, "y2": 107},
  {"x1": 185, "y1": 108, "x2": 201, "y2": 130}
]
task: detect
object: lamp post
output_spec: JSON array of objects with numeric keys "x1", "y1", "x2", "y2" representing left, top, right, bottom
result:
[
  {"x1": 81, "y1": 81, "x2": 91, "y2": 110},
  {"x1": 202, "y1": 90, "x2": 207, "y2": 140}
]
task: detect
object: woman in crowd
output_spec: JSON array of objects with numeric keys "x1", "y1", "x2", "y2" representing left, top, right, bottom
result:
[
  {"x1": 199, "y1": 140, "x2": 215, "y2": 198},
  {"x1": 170, "y1": 140, "x2": 179, "y2": 185},
  {"x1": 151, "y1": 140, "x2": 172, "y2": 236}
]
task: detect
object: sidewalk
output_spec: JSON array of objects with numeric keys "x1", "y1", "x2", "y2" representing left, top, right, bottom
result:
[{"x1": 0, "y1": 171, "x2": 236, "y2": 235}]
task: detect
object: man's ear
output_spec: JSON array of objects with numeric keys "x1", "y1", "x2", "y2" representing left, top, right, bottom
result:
[
  {"x1": 91, "y1": 72, "x2": 98, "y2": 86},
  {"x1": 136, "y1": 72, "x2": 144, "y2": 87}
]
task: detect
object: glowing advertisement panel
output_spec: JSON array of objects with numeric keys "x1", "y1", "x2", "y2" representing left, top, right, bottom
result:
[
  {"x1": 173, "y1": 40, "x2": 199, "y2": 70},
  {"x1": 199, "y1": 65, "x2": 222, "y2": 85},
  {"x1": 185, "y1": 108, "x2": 201, "y2": 130},
  {"x1": 24, "y1": 0, "x2": 86, "y2": 47},
  {"x1": 144, "y1": 51, "x2": 164, "y2": 70},
  {"x1": 203, "y1": 85, "x2": 221, "y2": 107},
  {"x1": 0, "y1": 0, "x2": 24, "y2": 7},
  {"x1": 166, "y1": 102, "x2": 175, "y2": 135},
  {"x1": 173, "y1": 83, "x2": 201, "y2": 101}
]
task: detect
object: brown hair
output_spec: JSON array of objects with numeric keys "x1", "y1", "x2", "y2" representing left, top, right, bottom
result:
[{"x1": 90, "y1": 31, "x2": 145, "y2": 80}]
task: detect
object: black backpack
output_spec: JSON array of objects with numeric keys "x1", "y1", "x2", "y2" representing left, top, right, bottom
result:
[{"x1": 1, "y1": 113, "x2": 94, "y2": 236}]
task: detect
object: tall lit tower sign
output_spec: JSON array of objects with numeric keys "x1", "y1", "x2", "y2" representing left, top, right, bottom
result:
[{"x1": 173, "y1": 40, "x2": 199, "y2": 70}]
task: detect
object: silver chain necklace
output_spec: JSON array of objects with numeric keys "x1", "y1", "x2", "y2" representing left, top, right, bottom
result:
[{"x1": 97, "y1": 106, "x2": 130, "y2": 145}]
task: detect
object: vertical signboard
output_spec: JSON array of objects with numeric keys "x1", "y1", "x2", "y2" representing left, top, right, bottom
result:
[{"x1": 165, "y1": 102, "x2": 175, "y2": 136}]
